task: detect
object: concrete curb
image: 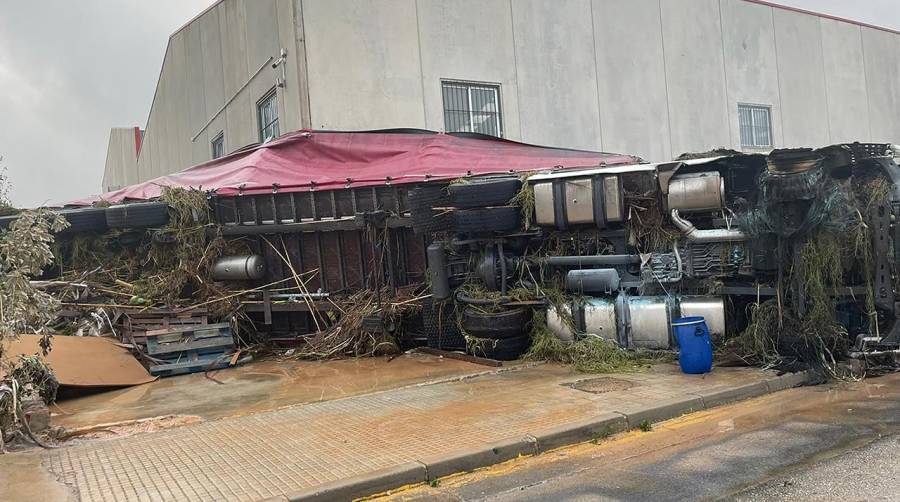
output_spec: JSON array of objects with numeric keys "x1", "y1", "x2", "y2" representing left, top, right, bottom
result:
[
  {"x1": 688, "y1": 380, "x2": 770, "y2": 408},
  {"x1": 285, "y1": 370, "x2": 812, "y2": 501},
  {"x1": 765, "y1": 370, "x2": 810, "y2": 392},
  {"x1": 419, "y1": 436, "x2": 537, "y2": 481},
  {"x1": 530, "y1": 412, "x2": 628, "y2": 453},
  {"x1": 618, "y1": 396, "x2": 705, "y2": 429},
  {"x1": 282, "y1": 462, "x2": 427, "y2": 502}
]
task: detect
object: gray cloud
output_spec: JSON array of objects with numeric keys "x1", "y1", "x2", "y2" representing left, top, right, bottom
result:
[
  {"x1": 0, "y1": 0, "x2": 897, "y2": 207},
  {"x1": 0, "y1": 0, "x2": 209, "y2": 207}
]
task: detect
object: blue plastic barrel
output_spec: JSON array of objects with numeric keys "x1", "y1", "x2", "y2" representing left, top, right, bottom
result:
[{"x1": 672, "y1": 316, "x2": 713, "y2": 374}]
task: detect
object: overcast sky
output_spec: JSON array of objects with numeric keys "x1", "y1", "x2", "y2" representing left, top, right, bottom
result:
[{"x1": 1, "y1": 0, "x2": 899, "y2": 207}]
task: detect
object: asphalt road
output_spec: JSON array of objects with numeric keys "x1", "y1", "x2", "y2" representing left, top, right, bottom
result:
[
  {"x1": 735, "y1": 435, "x2": 899, "y2": 501},
  {"x1": 382, "y1": 372, "x2": 900, "y2": 502}
]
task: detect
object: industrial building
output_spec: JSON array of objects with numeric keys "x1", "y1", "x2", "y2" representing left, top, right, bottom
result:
[{"x1": 102, "y1": 0, "x2": 900, "y2": 192}]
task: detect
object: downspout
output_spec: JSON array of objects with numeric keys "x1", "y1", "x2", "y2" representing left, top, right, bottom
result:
[{"x1": 670, "y1": 209, "x2": 746, "y2": 242}]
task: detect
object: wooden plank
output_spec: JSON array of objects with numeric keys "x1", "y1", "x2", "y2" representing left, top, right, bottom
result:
[
  {"x1": 127, "y1": 315, "x2": 207, "y2": 322},
  {"x1": 152, "y1": 346, "x2": 235, "y2": 362},
  {"x1": 242, "y1": 302, "x2": 333, "y2": 313},
  {"x1": 125, "y1": 320, "x2": 209, "y2": 331},
  {"x1": 146, "y1": 335, "x2": 235, "y2": 356},
  {"x1": 144, "y1": 322, "x2": 231, "y2": 337},
  {"x1": 145, "y1": 331, "x2": 230, "y2": 346},
  {"x1": 148, "y1": 353, "x2": 233, "y2": 377},
  {"x1": 263, "y1": 290, "x2": 273, "y2": 325},
  {"x1": 125, "y1": 308, "x2": 208, "y2": 317}
]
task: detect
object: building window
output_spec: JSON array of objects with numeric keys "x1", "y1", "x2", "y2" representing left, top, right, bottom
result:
[
  {"x1": 257, "y1": 88, "x2": 279, "y2": 142},
  {"x1": 211, "y1": 132, "x2": 225, "y2": 159},
  {"x1": 442, "y1": 80, "x2": 502, "y2": 137},
  {"x1": 738, "y1": 103, "x2": 772, "y2": 148}
]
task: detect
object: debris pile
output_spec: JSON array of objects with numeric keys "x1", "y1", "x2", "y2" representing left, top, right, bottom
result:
[
  {"x1": 0, "y1": 138, "x2": 898, "y2": 450},
  {"x1": 724, "y1": 151, "x2": 897, "y2": 377}
]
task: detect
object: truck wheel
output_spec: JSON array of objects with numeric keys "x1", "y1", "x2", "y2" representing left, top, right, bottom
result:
[
  {"x1": 59, "y1": 207, "x2": 108, "y2": 234},
  {"x1": 462, "y1": 307, "x2": 531, "y2": 339},
  {"x1": 0, "y1": 215, "x2": 17, "y2": 230},
  {"x1": 469, "y1": 335, "x2": 532, "y2": 361},
  {"x1": 409, "y1": 185, "x2": 451, "y2": 234},
  {"x1": 448, "y1": 176, "x2": 521, "y2": 209},
  {"x1": 106, "y1": 201, "x2": 170, "y2": 229}
]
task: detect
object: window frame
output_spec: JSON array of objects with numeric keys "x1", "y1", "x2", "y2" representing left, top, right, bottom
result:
[
  {"x1": 738, "y1": 103, "x2": 773, "y2": 149},
  {"x1": 441, "y1": 79, "x2": 503, "y2": 138},
  {"x1": 211, "y1": 131, "x2": 225, "y2": 159},
  {"x1": 257, "y1": 87, "x2": 280, "y2": 143}
]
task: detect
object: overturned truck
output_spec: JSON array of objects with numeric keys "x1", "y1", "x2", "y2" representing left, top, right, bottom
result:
[
  {"x1": 424, "y1": 143, "x2": 900, "y2": 368},
  {"x1": 42, "y1": 132, "x2": 900, "y2": 370}
]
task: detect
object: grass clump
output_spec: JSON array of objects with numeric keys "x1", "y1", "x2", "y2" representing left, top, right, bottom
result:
[
  {"x1": 524, "y1": 311, "x2": 671, "y2": 373},
  {"x1": 508, "y1": 174, "x2": 536, "y2": 230},
  {"x1": 638, "y1": 420, "x2": 653, "y2": 432},
  {"x1": 0, "y1": 209, "x2": 69, "y2": 355},
  {"x1": 137, "y1": 187, "x2": 229, "y2": 309},
  {"x1": 590, "y1": 426, "x2": 615, "y2": 444},
  {"x1": 9, "y1": 355, "x2": 58, "y2": 404},
  {"x1": 732, "y1": 231, "x2": 849, "y2": 372},
  {"x1": 624, "y1": 189, "x2": 678, "y2": 253}
]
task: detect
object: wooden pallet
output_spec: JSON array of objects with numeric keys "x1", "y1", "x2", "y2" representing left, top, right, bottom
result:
[
  {"x1": 145, "y1": 323, "x2": 236, "y2": 377},
  {"x1": 117, "y1": 307, "x2": 209, "y2": 345}
]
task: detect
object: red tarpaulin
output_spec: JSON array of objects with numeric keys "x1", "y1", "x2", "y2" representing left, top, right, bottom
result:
[{"x1": 73, "y1": 129, "x2": 642, "y2": 205}]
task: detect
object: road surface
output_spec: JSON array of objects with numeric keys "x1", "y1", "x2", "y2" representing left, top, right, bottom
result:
[{"x1": 382, "y1": 372, "x2": 900, "y2": 501}]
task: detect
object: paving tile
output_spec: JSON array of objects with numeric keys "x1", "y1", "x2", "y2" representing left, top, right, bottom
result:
[{"x1": 42, "y1": 364, "x2": 779, "y2": 502}]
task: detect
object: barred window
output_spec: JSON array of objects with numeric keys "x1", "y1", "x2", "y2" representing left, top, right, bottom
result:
[
  {"x1": 257, "y1": 88, "x2": 279, "y2": 143},
  {"x1": 211, "y1": 132, "x2": 225, "y2": 159},
  {"x1": 738, "y1": 103, "x2": 772, "y2": 148},
  {"x1": 442, "y1": 81, "x2": 502, "y2": 137}
]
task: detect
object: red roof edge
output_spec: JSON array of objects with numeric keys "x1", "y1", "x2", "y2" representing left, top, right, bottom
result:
[
  {"x1": 743, "y1": 0, "x2": 900, "y2": 36},
  {"x1": 133, "y1": 127, "x2": 143, "y2": 157}
]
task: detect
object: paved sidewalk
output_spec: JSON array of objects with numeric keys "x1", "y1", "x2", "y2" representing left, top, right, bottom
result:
[{"x1": 26, "y1": 364, "x2": 802, "y2": 502}]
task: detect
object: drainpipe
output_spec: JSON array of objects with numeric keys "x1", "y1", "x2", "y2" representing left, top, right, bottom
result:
[{"x1": 670, "y1": 209, "x2": 746, "y2": 243}]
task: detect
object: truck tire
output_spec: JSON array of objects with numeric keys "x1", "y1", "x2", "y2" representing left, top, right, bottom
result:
[
  {"x1": 409, "y1": 185, "x2": 452, "y2": 234},
  {"x1": 452, "y1": 206, "x2": 521, "y2": 234},
  {"x1": 0, "y1": 215, "x2": 17, "y2": 230},
  {"x1": 59, "y1": 207, "x2": 108, "y2": 234},
  {"x1": 469, "y1": 335, "x2": 531, "y2": 361},
  {"x1": 448, "y1": 176, "x2": 522, "y2": 209},
  {"x1": 462, "y1": 307, "x2": 531, "y2": 339},
  {"x1": 106, "y1": 201, "x2": 170, "y2": 229}
]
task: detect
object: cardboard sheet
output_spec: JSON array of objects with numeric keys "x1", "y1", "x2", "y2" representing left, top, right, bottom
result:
[{"x1": 2, "y1": 335, "x2": 156, "y2": 387}]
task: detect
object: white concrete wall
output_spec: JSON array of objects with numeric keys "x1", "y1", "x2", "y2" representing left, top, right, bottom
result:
[
  {"x1": 510, "y1": 0, "x2": 602, "y2": 151},
  {"x1": 299, "y1": 0, "x2": 900, "y2": 158},
  {"x1": 104, "y1": 0, "x2": 900, "y2": 189},
  {"x1": 107, "y1": 0, "x2": 304, "y2": 188},
  {"x1": 773, "y1": 8, "x2": 830, "y2": 147},
  {"x1": 101, "y1": 128, "x2": 140, "y2": 192},
  {"x1": 302, "y1": 0, "x2": 426, "y2": 130},
  {"x1": 719, "y1": 0, "x2": 784, "y2": 149},
  {"x1": 660, "y1": 0, "x2": 731, "y2": 156},
  {"x1": 416, "y1": 0, "x2": 521, "y2": 139},
  {"x1": 862, "y1": 27, "x2": 900, "y2": 143},
  {"x1": 820, "y1": 18, "x2": 870, "y2": 142},
  {"x1": 592, "y1": 0, "x2": 671, "y2": 161}
]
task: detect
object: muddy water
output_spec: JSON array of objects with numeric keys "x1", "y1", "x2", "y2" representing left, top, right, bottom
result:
[
  {"x1": 0, "y1": 451, "x2": 74, "y2": 501},
  {"x1": 51, "y1": 353, "x2": 487, "y2": 430}
]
